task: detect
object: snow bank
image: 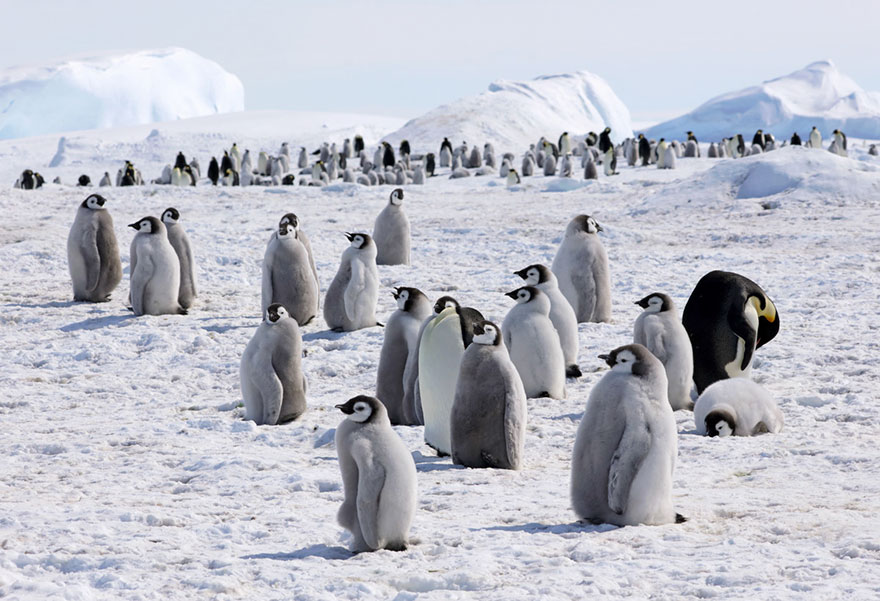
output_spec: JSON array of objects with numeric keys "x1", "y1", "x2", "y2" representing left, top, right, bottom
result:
[
  {"x1": 646, "y1": 60, "x2": 880, "y2": 141},
  {"x1": 384, "y1": 71, "x2": 633, "y2": 153},
  {"x1": 0, "y1": 48, "x2": 244, "y2": 139}
]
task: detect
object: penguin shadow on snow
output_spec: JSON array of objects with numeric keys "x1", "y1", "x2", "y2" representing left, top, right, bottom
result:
[
  {"x1": 242, "y1": 543, "x2": 354, "y2": 561},
  {"x1": 60, "y1": 312, "x2": 137, "y2": 332},
  {"x1": 412, "y1": 450, "x2": 465, "y2": 473},
  {"x1": 475, "y1": 521, "x2": 618, "y2": 535},
  {"x1": 4, "y1": 300, "x2": 80, "y2": 310}
]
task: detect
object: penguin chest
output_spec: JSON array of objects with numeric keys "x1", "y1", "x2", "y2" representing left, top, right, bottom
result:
[
  {"x1": 418, "y1": 313, "x2": 465, "y2": 454},
  {"x1": 724, "y1": 301, "x2": 759, "y2": 378}
]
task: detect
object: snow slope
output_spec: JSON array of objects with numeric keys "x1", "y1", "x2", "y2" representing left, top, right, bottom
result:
[
  {"x1": 0, "y1": 48, "x2": 244, "y2": 140},
  {"x1": 384, "y1": 71, "x2": 633, "y2": 154},
  {"x1": 1, "y1": 123, "x2": 880, "y2": 599},
  {"x1": 646, "y1": 60, "x2": 880, "y2": 141}
]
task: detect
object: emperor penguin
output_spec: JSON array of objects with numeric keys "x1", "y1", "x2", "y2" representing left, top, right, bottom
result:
[
  {"x1": 99, "y1": 172, "x2": 112, "y2": 187},
  {"x1": 425, "y1": 153, "x2": 436, "y2": 177},
  {"x1": 521, "y1": 154, "x2": 535, "y2": 177},
  {"x1": 707, "y1": 142, "x2": 718, "y2": 158},
  {"x1": 376, "y1": 287, "x2": 432, "y2": 425},
  {"x1": 570, "y1": 345, "x2": 683, "y2": 526},
  {"x1": 626, "y1": 139, "x2": 638, "y2": 166},
  {"x1": 297, "y1": 146, "x2": 308, "y2": 169},
  {"x1": 67, "y1": 194, "x2": 123, "y2": 302},
  {"x1": 240, "y1": 304, "x2": 307, "y2": 425},
  {"x1": 160, "y1": 208, "x2": 197, "y2": 310},
  {"x1": 542, "y1": 143, "x2": 557, "y2": 176},
  {"x1": 832, "y1": 129, "x2": 848, "y2": 156},
  {"x1": 324, "y1": 233, "x2": 380, "y2": 331},
  {"x1": 809, "y1": 126, "x2": 821, "y2": 149},
  {"x1": 514, "y1": 264, "x2": 580, "y2": 378},
  {"x1": 603, "y1": 147, "x2": 617, "y2": 176},
  {"x1": 174, "y1": 152, "x2": 187, "y2": 170},
  {"x1": 401, "y1": 295, "x2": 454, "y2": 426},
  {"x1": 598, "y1": 127, "x2": 613, "y2": 153},
  {"x1": 551, "y1": 215, "x2": 612, "y2": 323},
  {"x1": 128, "y1": 216, "x2": 185, "y2": 316},
  {"x1": 694, "y1": 378, "x2": 784, "y2": 437},
  {"x1": 229, "y1": 143, "x2": 242, "y2": 172},
  {"x1": 791, "y1": 132, "x2": 802, "y2": 146},
  {"x1": 418, "y1": 296, "x2": 485, "y2": 455},
  {"x1": 373, "y1": 188, "x2": 411, "y2": 266},
  {"x1": 559, "y1": 132, "x2": 572, "y2": 156},
  {"x1": 506, "y1": 168, "x2": 521, "y2": 186},
  {"x1": 559, "y1": 154, "x2": 573, "y2": 177},
  {"x1": 656, "y1": 139, "x2": 668, "y2": 168},
  {"x1": 752, "y1": 129, "x2": 765, "y2": 150},
  {"x1": 686, "y1": 131, "x2": 700, "y2": 157},
  {"x1": 354, "y1": 135, "x2": 365, "y2": 154},
  {"x1": 633, "y1": 293, "x2": 694, "y2": 411},
  {"x1": 681, "y1": 270, "x2": 779, "y2": 394},
  {"x1": 638, "y1": 134, "x2": 651, "y2": 166},
  {"x1": 502, "y1": 286, "x2": 566, "y2": 399},
  {"x1": 870, "y1": 144, "x2": 879, "y2": 156},
  {"x1": 335, "y1": 395, "x2": 417, "y2": 552},
  {"x1": 451, "y1": 320, "x2": 527, "y2": 470},
  {"x1": 262, "y1": 214, "x2": 320, "y2": 326},
  {"x1": 584, "y1": 155, "x2": 598, "y2": 180}
]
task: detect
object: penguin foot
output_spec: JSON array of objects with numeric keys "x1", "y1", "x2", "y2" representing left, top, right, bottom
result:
[
  {"x1": 331, "y1": 327, "x2": 344, "y2": 333},
  {"x1": 375, "y1": 321, "x2": 385, "y2": 328},
  {"x1": 384, "y1": 542, "x2": 408, "y2": 552},
  {"x1": 566, "y1": 364, "x2": 582, "y2": 378},
  {"x1": 675, "y1": 513, "x2": 688, "y2": 524},
  {"x1": 537, "y1": 391, "x2": 551, "y2": 398},
  {"x1": 178, "y1": 307, "x2": 188, "y2": 315}
]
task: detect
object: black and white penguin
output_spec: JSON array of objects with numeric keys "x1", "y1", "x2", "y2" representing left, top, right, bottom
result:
[
  {"x1": 752, "y1": 129, "x2": 765, "y2": 150},
  {"x1": 425, "y1": 153, "x2": 436, "y2": 176},
  {"x1": 686, "y1": 131, "x2": 700, "y2": 157},
  {"x1": 220, "y1": 151, "x2": 233, "y2": 175},
  {"x1": 67, "y1": 194, "x2": 122, "y2": 302},
  {"x1": 694, "y1": 378, "x2": 784, "y2": 437},
  {"x1": 128, "y1": 216, "x2": 185, "y2": 316},
  {"x1": 399, "y1": 139, "x2": 411, "y2": 157},
  {"x1": 382, "y1": 142, "x2": 395, "y2": 168},
  {"x1": 681, "y1": 271, "x2": 779, "y2": 394},
  {"x1": 638, "y1": 134, "x2": 651, "y2": 166},
  {"x1": 585, "y1": 131, "x2": 598, "y2": 147},
  {"x1": 174, "y1": 151, "x2": 187, "y2": 170},
  {"x1": 77, "y1": 175, "x2": 91, "y2": 187},
  {"x1": 809, "y1": 126, "x2": 821, "y2": 149},
  {"x1": 598, "y1": 127, "x2": 612, "y2": 153},
  {"x1": 736, "y1": 134, "x2": 746, "y2": 157},
  {"x1": 354, "y1": 135, "x2": 365, "y2": 155}
]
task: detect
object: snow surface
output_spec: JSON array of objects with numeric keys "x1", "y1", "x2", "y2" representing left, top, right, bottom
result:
[
  {"x1": 384, "y1": 71, "x2": 633, "y2": 154},
  {"x1": 0, "y1": 48, "x2": 244, "y2": 140},
  {"x1": 647, "y1": 60, "x2": 880, "y2": 141},
  {"x1": 1, "y1": 116, "x2": 880, "y2": 600}
]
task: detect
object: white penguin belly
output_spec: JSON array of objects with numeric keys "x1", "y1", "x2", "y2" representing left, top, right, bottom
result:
[
  {"x1": 724, "y1": 301, "x2": 759, "y2": 378},
  {"x1": 418, "y1": 313, "x2": 465, "y2": 455},
  {"x1": 625, "y1": 440, "x2": 675, "y2": 525}
]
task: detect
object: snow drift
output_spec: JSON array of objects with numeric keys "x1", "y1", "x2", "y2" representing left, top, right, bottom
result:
[
  {"x1": 0, "y1": 48, "x2": 244, "y2": 140},
  {"x1": 646, "y1": 60, "x2": 880, "y2": 141},
  {"x1": 383, "y1": 71, "x2": 633, "y2": 153}
]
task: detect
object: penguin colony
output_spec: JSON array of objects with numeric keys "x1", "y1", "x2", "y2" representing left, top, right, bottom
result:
[{"x1": 52, "y1": 123, "x2": 799, "y2": 553}]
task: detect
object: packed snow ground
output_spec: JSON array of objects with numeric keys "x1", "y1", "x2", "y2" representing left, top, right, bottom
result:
[{"x1": 1, "y1": 119, "x2": 880, "y2": 600}]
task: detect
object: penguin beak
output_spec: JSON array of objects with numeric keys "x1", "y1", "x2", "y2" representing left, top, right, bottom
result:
[
  {"x1": 598, "y1": 354, "x2": 613, "y2": 367},
  {"x1": 505, "y1": 290, "x2": 519, "y2": 300},
  {"x1": 335, "y1": 402, "x2": 354, "y2": 414},
  {"x1": 391, "y1": 288, "x2": 400, "y2": 300},
  {"x1": 128, "y1": 222, "x2": 140, "y2": 230},
  {"x1": 513, "y1": 268, "x2": 528, "y2": 279},
  {"x1": 344, "y1": 232, "x2": 354, "y2": 241},
  {"x1": 595, "y1": 224, "x2": 604, "y2": 232}
]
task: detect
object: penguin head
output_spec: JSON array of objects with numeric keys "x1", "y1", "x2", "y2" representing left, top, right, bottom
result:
[
  {"x1": 433, "y1": 296, "x2": 459, "y2": 315},
  {"x1": 345, "y1": 232, "x2": 371, "y2": 249},
  {"x1": 636, "y1": 292, "x2": 673, "y2": 313},
  {"x1": 392, "y1": 286, "x2": 426, "y2": 312},
  {"x1": 279, "y1": 212, "x2": 299, "y2": 232},
  {"x1": 81, "y1": 194, "x2": 107, "y2": 209},
  {"x1": 389, "y1": 188, "x2": 404, "y2": 205},
  {"x1": 472, "y1": 320, "x2": 501, "y2": 346},
  {"x1": 705, "y1": 409, "x2": 735, "y2": 437},
  {"x1": 266, "y1": 303, "x2": 289, "y2": 323},
  {"x1": 570, "y1": 214, "x2": 602, "y2": 235},
  {"x1": 505, "y1": 286, "x2": 539, "y2": 304},
  {"x1": 598, "y1": 344, "x2": 655, "y2": 376},
  {"x1": 161, "y1": 207, "x2": 180, "y2": 224},
  {"x1": 750, "y1": 294, "x2": 779, "y2": 348},
  {"x1": 336, "y1": 395, "x2": 384, "y2": 424},
  {"x1": 514, "y1": 264, "x2": 551, "y2": 286},
  {"x1": 129, "y1": 216, "x2": 162, "y2": 234}
]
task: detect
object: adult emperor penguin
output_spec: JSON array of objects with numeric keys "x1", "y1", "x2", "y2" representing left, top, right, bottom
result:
[
  {"x1": 324, "y1": 233, "x2": 379, "y2": 331},
  {"x1": 832, "y1": 129, "x2": 848, "y2": 156},
  {"x1": 262, "y1": 214, "x2": 320, "y2": 326},
  {"x1": 638, "y1": 134, "x2": 651, "y2": 166},
  {"x1": 752, "y1": 129, "x2": 765, "y2": 150},
  {"x1": 128, "y1": 216, "x2": 185, "y2": 316},
  {"x1": 160, "y1": 208, "x2": 197, "y2": 310},
  {"x1": 514, "y1": 264, "x2": 580, "y2": 378},
  {"x1": 809, "y1": 126, "x2": 821, "y2": 149},
  {"x1": 451, "y1": 320, "x2": 527, "y2": 470},
  {"x1": 376, "y1": 287, "x2": 432, "y2": 424},
  {"x1": 373, "y1": 188, "x2": 411, "y2": 266},
  {"x1": 335, "y1": 395, "x2": 417, "y2": 552},
  {"x1": 506, "y1": 168, "x2": 521, "y2": 186},
  {"x1": 633, "y1": 293, "x2": 694, "y2": 410},
  {"x1": 551, "y1": 215, "x2": 612, "y2": 323},
  {"x1": 401, "y1": 295, "x2": 453, "y2": 426},
  {"x1": 656, "y1": 139, "x2": 668, "y2": 168},
  {"x1": 694, "y1": 378, "x2": 784, "y2": 437},
  {"x1": 603, "y1": 147, "x2": 617, "y2": 176},
  {"x1": 790, "y1": 132, "x2": 802, "y2": 146},
  {"x1": 67, "y1": 194, "x2": 122, "y2": 302},
  {"x1": 598, "y1": 127, "x2": 612, "y2": 153},
  {"x1": 559, "y1": 131, "x2": 572, "y2": 156},
  {"x1": 418, "y1": 296, "x2": 485, "y2": 455},
  {"x1": 502, "y1": 286, "x2": 566, "y2": 399},
  {"x1": 681, "y1": 270, "x2": 779, "y2": 394},
  {"x1": 240, "y1": 304, "x2": 307, "y2": 425},
  {"x1": 571, "y1": 345, "x2": 683, "y2": 526}
]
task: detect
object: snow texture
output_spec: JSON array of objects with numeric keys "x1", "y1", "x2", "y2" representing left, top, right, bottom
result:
[
  {"x1": 647, "y1": 60, "x2": 880, "y2": 140},
  {"x1": 384, "y1": 71, "x2": 633, "y2": 153},
  {"x1": 0, "y1": 48, "x2": 244, "y2": 140},
  {"x1": 0, "y1": 111, "x2": 879, "y2": 600}
]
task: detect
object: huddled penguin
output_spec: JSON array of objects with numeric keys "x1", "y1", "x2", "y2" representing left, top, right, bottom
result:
[
  {"x1": 67, "y1": 194, "x2": 122, "y2": 302},
  {"x1": 262, "y1": 214, "x2": 320, "y2": 326},
  {"x1": 78, "y1": 175, "x2": 91, "y2": 187},
  {"x1": 160, "y1": 208, "x2": 197, "y2": 310},
  {"x1": 335, "y1": 395, "x2": 417, "y2": 552},
  {"x1": 521, "y1": 154, "x2": 535, "y2": 176},
  {"x1": 707, "y1": 142, "x2": 718, "y2": 158},
  {"x1": 571, "y1": 344, "x2": 684, "y2": 526},
  {"x1": 128, "y1": 216, "x2": 185, "y2": 316},
  {"x1": 239, "y1": 304, "x2": 307, "y2": 425},
  {"x1": 502, "y1": 286, "x2": 566, "y2": 399},
  {"x1": 809, "y1": 126, "x2": 821, "y2": 149},
  {"x1": 681, "y1": 270, "x2": 779, "y2": 394},
  {"x1": 552, "y1": 215, "x2": 611, "y2": 323},
  {"x1": 324, "y1": 233, "x2": 379, "y2": 331},
  {"x1": 18, "y1": 169, "x2": 45, "y2": 190},
  {"x1": 870, "y1": 144, "x2": 879, "y2": 156},
  {"x1": 506, "y1": 168, "x2": 521, "y2": 186},
  {"x1": 373, "y1": 188, "x2": 411, "y2": 266},
  {"x1": 514, "y1": 264, "x2": 580, "y2": 378},
  {"x1": 376, "y1": 287, "x2": 432, "y2": 424},
  {"x1": 694, "y1": 378, "x2": 784, "y2": 437},
  {"x1": 451, "y1": 320, "x2": 527, "y2": 470},
  {"x1": 418, "y1": 297, "x2": 484, "y2": 455},
  {"x1": 633, "y1": 293, "x2": 694, "y2": 411}
]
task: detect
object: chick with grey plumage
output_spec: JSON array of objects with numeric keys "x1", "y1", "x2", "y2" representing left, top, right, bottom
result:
[
  {"x1": 67, "y1": 194, "x2": 123, "y2": 302},
  {"x1": 160, "y1": 208, "x2": 197, "y2": 310},
  {"x1": 262, "y1": 213, "x2": 320, "y2": 326},
  {"x1": 551, "y1": 215, "x2": 611, "y2": 323},
  {"x1": 324, "y1": 233, "x2": 379, "y2": 331},
  {"x1": 373, "y1": 188, "x2": 410, "y2": 265}
]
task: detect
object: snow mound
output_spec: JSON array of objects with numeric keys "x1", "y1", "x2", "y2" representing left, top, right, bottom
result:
[
  {"x1": 646, "y1": 60, "x2": 880, "y2": 141},
  {"x1": 640, "y1": 145, "x2": 880, "y2": 211},
  {"x1": 384, "y1": 71, "x2": 633, "y2": 153},
  {"x1": 0, "y1": 48, "x2": 244, "y2": 139}
]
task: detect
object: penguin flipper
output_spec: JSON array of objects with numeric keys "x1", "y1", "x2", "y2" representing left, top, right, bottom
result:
[
  {"x1": 344, "y1": 258, "x2": 368, "y2": 324},
  {"x1": 83, "y1": 230, "x2": 101, "y2": 292},
  {"x1": 727, "y1": 305, "x2": 757, "y2": 371},
  {"x1": 130, "y1": 254, "x2": 153, "y2": 316},
  {"x1": 607, "y1": 418, "x2": 651, "y2": 515},
  {"x1": 353, "y1": 444, "x2": 385, "y2": 550},
  {"x1": 252, "y1": 350, "x2": 284, "y2": 425}
]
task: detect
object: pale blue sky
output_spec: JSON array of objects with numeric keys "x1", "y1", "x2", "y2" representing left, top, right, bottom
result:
[{"x1": 1, "y1": 0, "x2": 876, "y2": 122}]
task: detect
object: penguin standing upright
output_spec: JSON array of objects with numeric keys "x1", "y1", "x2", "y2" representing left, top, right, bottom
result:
[
  {"x1": 376, "y1": 287, "x2": 432, "y2": 424},
  {"x1": 656, "y1": 139, "x2": 668, "y2": 168},
  {"x1": 262, "y1": 214, "x2": 320, "y2": 326},
  {"x1": 551, "y1": 215, "x2": 611, "y2": 323},
  {"x1": 809, "y1": 127, "x2": 821, "y2": 149},
  {"x1": 160, "y1": 208, "x2": 197, "y2": 310},
  {"x1": 598, "y1": 127, "x2": 612, "y2": 153},
  {"x1": 354, "y1": 135, "x2": 365, "y2": 155},
  {"x1": 752, "y1": 129, "x2": 765, "y2": 150},
  {"x1": 790, "y1": 132, "x2": 802, "y2": 146},
  {"x1": 832, "y1": 129, "x2": 848, "y2": 156},
  {"x1": 401, "y1": 296, "x2": 452, "y2": 426},
  {"x1": 559, "y1": 132, "x2": 572, "y2": 156},
  {"x1": 570, "y1": 345, "x2": 683, "y2": 526},
  {"x1": 373, "y1": 188, "x2": 410, "y2": 266},
  {"x1": 425, "y1": 153, "x2": 436, "y2": 177},
  {"x1": 128, "y1": 216, "x2": 185, "y2": 316},
  {"x1": 506, "y1": 168, "x2": 521, "y2": 186},
  {"x1": 638, "y1": 134, "x2": 651, "y2": 166},
  {"x1": 603, "y1": 147, "x2": 617, "y2": 175},
  {"x1": 324, "y1": 233, "x2": 380, "y2": 331},
  {"x1": 681, "y1": 271, "x2": 779, "y2": 394},
  {"x1": 67, "y1": 194, "x2": 122, "y2": 302},
  {"x1": 686, "y1": 131, "x2": 700, "y2": 157}
]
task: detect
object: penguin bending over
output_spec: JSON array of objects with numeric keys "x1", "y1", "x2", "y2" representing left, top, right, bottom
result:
[
  {"x1": 551, "y1": 215, "x2": 611, "y2": 323},
  {"x1": 373, "y1": 188, "x2": 410, "y2": 265},
  {"x1": 161, "y1": 208, "x2": 197, "y2": 310},
  {"x1": 128, "y1": 216, "x2": 185, "y2": 316},
  {"x1": 67, "y1": 194, "x2": 122, "y2": 302},
  {"x1": 324, "y1": 233, "x2": 380, "y2": 331},
  {"x1": 694, "y1": 378, "x2": 784, "y2": 437}
]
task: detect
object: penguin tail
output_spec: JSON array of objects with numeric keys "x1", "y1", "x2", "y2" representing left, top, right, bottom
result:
[
  {"x1": 566, "y1": 365, "x2": 582, "y2": 379},
  {"x1": 675, "y1": 513, "x2": 688, "y2": 524}
]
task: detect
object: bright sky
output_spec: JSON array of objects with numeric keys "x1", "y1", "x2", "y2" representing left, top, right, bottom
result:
[{"x1": 1, "y1": 0, "x2": 876, "y2": 122}]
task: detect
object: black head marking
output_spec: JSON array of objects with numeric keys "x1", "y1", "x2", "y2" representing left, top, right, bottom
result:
[
  {"x1": 279, "y1": 213, "x2": 299, "y2": 228},
  {"x1": 635, "y1": 292, "x2": 672, "y2": 311},
  {"x1": 81, "y1": 194, "x2": 107, "y2": 208},
  {"x1": 266, "y1": 303, "x2": 287, "y2": 323},
  {"x1": 335, "y1": 395, "x2": 381, "y2": 423},
  {"x1": 434, "y1": 296, "x2": 459, "y2": 314},
  {"x1": 128, "y1": 216, "x2": 162, "y2": 233},
  {"x1": 505, "y1": 286, "x2": 538, "y2": 303},
  {"x1": 162, "y1": 207, "x2": 180, "y2": 222},
  {"x1": 705, "y1": 409, "x2": 736, "y2": 437},
  {"x1": 514, "y1": 264, "x2": 551, "y2": 284}
]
